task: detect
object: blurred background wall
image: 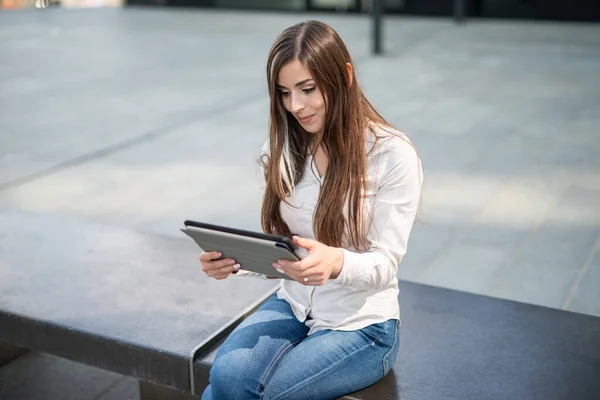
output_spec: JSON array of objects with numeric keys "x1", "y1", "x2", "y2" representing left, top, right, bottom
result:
[
  {"x1": 125, "y1": 0, "x2": 600, "y2": 22},
  {"x1": 3, "y1": 0, "x2": 598, "y2": 22}
]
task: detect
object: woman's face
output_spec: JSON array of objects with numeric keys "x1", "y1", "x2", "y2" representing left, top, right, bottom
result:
[{"x1": 277, "y1": 59, "x2": 326, "y2": 134}]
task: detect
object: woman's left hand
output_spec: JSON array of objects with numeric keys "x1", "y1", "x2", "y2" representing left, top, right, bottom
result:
[{"x1": 273, "y1": 236, "x2": 344, "y2": 286}]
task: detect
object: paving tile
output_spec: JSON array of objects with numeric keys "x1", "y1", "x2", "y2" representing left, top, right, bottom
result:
[
  {"x1": 419, "y1": 170, "x2": 506, "y2": 226},
  {"x1": 417, "y1": 242, "x2": 514, "y2": 294},
  {"x1": 548, "y1": 185, "x2": 600, "y2": 227},
  {"x1": 565, "y1": 238, "x2": 600, "y2": 317},
  {"x1": 0, "y1": 352, "x2": 58, "y2": 397},
  {"x1": 460, "y1": 225, "x2": 530, "y2": 249},
  {"x1": 0, "y1": 353, "x2": 121, "y2": 400},
  {"x1": 415, "y1": 225, "x2": 529, "y2": 295},
  {"x1": 398, "y1": 223, "x2": 459, "y2": 282},
  {"x1": 487, "y1": 221, "x2": 600, "y2": 308},
  {"x1": 484, "y1": 184, "x2": 600, "y2": 309},
  {"x1": 96, "y1": 377, "x2": 140, "y2": 400}
]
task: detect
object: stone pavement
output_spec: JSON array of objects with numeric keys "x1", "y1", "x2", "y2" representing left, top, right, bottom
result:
[{"x1": 1, "y1": 6, "x2": 599, "y2": 399}]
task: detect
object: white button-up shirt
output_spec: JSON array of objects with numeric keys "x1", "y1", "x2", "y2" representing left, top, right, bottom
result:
[{"x1": 238, "y1": 125, "x2": 422, "y2": 335}]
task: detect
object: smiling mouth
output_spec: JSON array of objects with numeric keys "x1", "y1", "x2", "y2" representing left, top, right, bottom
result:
[{"x1": 298, "y1": 114, "x2": 315, "y2": 123}]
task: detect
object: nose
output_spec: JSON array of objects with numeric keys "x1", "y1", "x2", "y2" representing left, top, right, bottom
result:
[{"x1": 290, "y1": 94, "x2": 305, "y2": 113}]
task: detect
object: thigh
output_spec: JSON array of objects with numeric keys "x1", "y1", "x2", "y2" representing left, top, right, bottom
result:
[
  {"x1": 214, "y1": 293, "x2": 309, "y2": 360},
  {"x1": 265, "y1": 319, "x2": 400, "y2": 400},
  {"x1": 203, "y1": 293, "x2": 310, "y2": 399}
]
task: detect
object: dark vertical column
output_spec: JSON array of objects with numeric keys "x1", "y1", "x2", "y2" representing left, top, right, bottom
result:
[
  {"x1": 372, "y1": 0, "x2": 383, "y2": 55},
  {"x1": 454, "y1": 0, "x2": 465, "y2": 23}
]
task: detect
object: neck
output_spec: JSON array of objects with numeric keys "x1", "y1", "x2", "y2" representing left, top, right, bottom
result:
[{"x1": 309, "y1": 131, "x2": 325, "y2": 154}]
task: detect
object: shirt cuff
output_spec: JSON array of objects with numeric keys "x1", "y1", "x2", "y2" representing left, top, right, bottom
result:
[
  {"x1": 333, "y1": 248, "x2": 398, "y2": 291},
  {"x1": 232, "y1": 269, "x2": 272, "y2": 279},
  {"x1": 333, "y1": 248, "x2": 364, "y2": 288}
]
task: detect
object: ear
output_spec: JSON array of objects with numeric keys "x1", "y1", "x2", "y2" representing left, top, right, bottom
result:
[{"x1": 346, "y1": 62, "x2": 353, "y2": 87}]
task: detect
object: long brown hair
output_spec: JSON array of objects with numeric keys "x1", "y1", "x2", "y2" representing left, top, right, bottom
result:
[{"x1": 261, "y1": 20, "x2": 394, "y2": 250}]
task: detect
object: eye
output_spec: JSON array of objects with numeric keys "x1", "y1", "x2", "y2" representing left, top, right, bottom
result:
[
  {"x1": 279, "y1": 90, "x2": 290, "y2": 97},
  {"x1": 303, "y1": 87, "x2": 315, "y2": 94}
]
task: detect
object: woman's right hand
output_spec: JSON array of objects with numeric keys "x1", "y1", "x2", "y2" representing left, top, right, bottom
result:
[{"x1": 199, "y1": 251, "x2": 240, "y2": 280}]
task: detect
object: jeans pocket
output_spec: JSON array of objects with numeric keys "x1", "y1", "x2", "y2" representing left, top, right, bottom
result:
[{"x1": 359, "y1": 321, "x2": 387, "y2": 343}]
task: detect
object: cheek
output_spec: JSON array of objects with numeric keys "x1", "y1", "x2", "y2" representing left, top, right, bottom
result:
[
  {"x1": 281, "y1": 97, "x2": 292, "y2": 112},
  {"x1": 311, "y1": 95, "x2": 326, "y2": 114}
]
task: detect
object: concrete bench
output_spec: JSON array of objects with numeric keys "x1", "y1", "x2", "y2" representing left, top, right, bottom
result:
[
  {"x1": 0, "y1": 210, "x2": 279, "y2": 396},
  {"x1": 2, "y1": 210, "x2": 600, "y2": 399},
  {"x1": 191, "y1": 282, "x2": 600, "y2": 400}
]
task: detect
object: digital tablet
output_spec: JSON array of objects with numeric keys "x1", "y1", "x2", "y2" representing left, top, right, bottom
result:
[{"x1": 180, "y1": 220, "x2": 299, "y2": 280}]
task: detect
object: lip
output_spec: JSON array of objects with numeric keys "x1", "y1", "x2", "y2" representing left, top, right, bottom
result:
[{"x1": 298, "y1": 114, "x2": 315, "y2": 124}]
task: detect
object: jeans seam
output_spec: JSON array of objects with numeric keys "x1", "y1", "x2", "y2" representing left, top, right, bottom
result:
[
  {"x1": 381, "y1": 320, "x2": 399, "y2": 376},
  {"x1": 257, "y1": 337, "x2": 305, "y2": 396},
  {"x1": 269, "y1": 340, "x2": 379, "y2": 400}
]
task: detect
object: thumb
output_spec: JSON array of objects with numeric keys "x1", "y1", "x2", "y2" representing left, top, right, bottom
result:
[{"x1": 293, "y1": 236, "x2": 318, "y2": 250}]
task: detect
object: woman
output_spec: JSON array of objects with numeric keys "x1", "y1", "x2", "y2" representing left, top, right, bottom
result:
[{"x1": 199, "y1": 20, "x2": 422, "y2": 400}]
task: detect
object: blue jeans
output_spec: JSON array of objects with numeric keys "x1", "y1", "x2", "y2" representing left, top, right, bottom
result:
[{"x1": 201, "y1": 293, "x2": 400, "y2": 400}]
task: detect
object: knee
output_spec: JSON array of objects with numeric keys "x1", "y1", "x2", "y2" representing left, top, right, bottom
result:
[{"x1": 209, "y1": 356, "x2": 262, "y2": 399}]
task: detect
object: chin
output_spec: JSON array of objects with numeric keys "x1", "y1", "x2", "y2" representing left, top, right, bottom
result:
[{"x1": 304, "y1": 121, "x2": 323, "y2": 134}]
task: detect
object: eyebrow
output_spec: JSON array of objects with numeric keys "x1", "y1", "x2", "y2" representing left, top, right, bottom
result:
[{"x1": 275, "y1": 79, "x2": 314, "y2": 90}]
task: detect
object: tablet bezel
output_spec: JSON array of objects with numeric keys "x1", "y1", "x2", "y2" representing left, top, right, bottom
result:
[
  {"x1": 182, "y1": 220, "x2": 299, "y2": 280},
  {"x1": 183, "y1": 220, "x2": 296, "y2": 255}
]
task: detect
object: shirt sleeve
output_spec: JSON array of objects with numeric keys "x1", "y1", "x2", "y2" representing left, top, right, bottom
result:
[
  {"x1": 231, "y1": 269, "x2": 280, "y2": 280},
  {"x1": 333, "y1": 137, "x2": 423, "y2": 291}
]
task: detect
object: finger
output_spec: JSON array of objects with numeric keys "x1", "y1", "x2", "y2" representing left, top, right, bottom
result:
[
  {"x1": 206, "y1": 263, "x2": 240, "y2": 277},
  {"x1": 271, "y1": 264, "x2": 299, "y2": 280},
  {"x1": 298, "y1": 273, "x2": 328, "y2": 286},
  {"x1": 203, "y1": 258, "x2": 237, "y2": 272},
  {"x1": 296, "y1": 275, "x2": 314, "y2": 285},
  {"x1": 302, "y1": 272, "x2": 330, "y2": 286},
  {"x1": 293, "y1": 236, "x2": 318, "y2": 250},
  {"x1": 212, "y1": 272, "x2": 232, "y2": 280},
  {"x1": 272, "y1": 265, "x2": 286, "y2": 275},
  {"x1": 199, "y1": 251, "x2": 222, "y2": 261},
  {"x1": 283, "y1": 267, "x2": 311, "y2": 283},
  {"x1": 284, "y1": 257, "x2": 317, "y2": 273},
  {"x1": 297, "y1": 265, "x2": 323, "y2": 278},
  {"x1": 274, "y1": 259, "x2": 302, "y2": 270},
  {"x1": 294, "y1": 262, "x2": 330, "y2": 282},
  {"x1": 200, "y1": 251, "x2": 222, "y2": 261},
  {"x1": 215, "y1": 258, "x2": 238, "y2": 269},
  {"x1": 298, "y1": 255, "x2": 320, "y2": 270},
  {"x1": 277, "y1": 253, "x2": 319, "y2": 269}
]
